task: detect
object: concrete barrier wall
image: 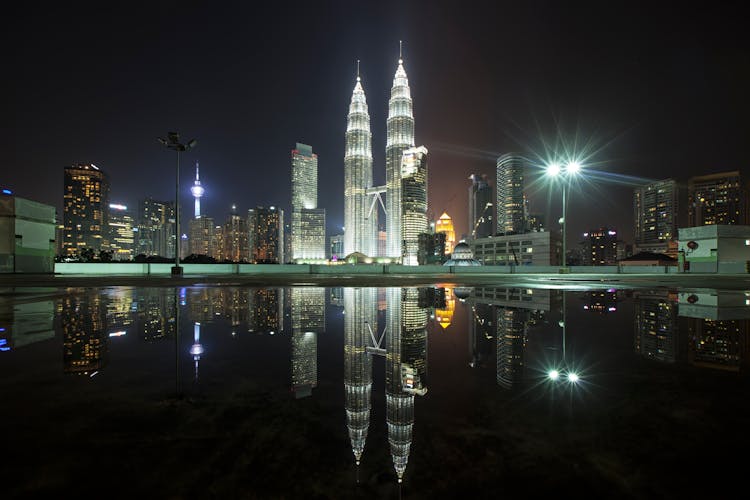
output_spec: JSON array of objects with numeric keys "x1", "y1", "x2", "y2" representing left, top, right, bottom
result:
[
  {"x1": 55, "y1": 263, "x2": 150, "y2": 274},
  {"x1": 239, "y1": 264, "x2": 309, "y2": 274}
]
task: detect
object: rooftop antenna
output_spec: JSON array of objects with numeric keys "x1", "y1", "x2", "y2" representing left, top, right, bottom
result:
[
  {"x1": 399, "y1": 40, "x2": 403, "y2": 63},
  {"x1": 356, "y1": 59, "x2": 360, "y2": 81}
]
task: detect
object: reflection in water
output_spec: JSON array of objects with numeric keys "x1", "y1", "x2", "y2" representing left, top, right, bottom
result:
[
  {"x1": 634, "y1": 290, "x2": 679, "y2": 363},
  {"x1": 678, "y1": 291, "x2": 750, "y2": 372},
  {"x1": 468, "y1": 288, "x2": 551, "y2": 388},
  {"x1": 344, "y1": 288, "x2": 376, "y2": 466},
  {"x1": 62, "y1": 294, "x2": 107, "y2": 375},
  {"x1": 11, "y1": 283, "x2": 750, "y2": 495},
  {"x1": 291, "y1": 288, "x2": 325, "y2": 398},
  {"x1": 0, "y1": 298, "x2": 54, "y2": 351}
]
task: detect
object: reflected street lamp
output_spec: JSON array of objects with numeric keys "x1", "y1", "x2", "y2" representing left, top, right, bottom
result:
[
  {"x1": 545, "y1": 160, "x2": 582, "y2": 271},
  {"x1": 158, "y1": 132, "x2": 197, "y2": 276}
]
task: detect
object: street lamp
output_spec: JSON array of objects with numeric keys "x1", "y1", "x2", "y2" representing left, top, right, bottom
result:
[
  {"x1": 545, "y1": 160, "x2": 583, "y2": 271},
  {"x1": 158, "y1": 132, "x2": 197, "y2": 276}
]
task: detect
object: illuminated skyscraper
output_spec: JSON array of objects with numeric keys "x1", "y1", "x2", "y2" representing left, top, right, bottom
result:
[
  {"x1": 634, "y1": 179, "x2": 678, "y2": 255},
  {"x1": 137, "y1": 198, "x2": 172, "y2": 257},
  {"x1": 63, "y1": 163, "x2": 110, "y2": 256},
  {"x1": 291, "y1": 143, "x2": 326, "y2": 261},
  {"x1": 496, "y1": 153, "x2": 526, "y2": 235},
  {"x1": 688, "y1": 171, "x2": 747, "y2": 226},
  {"x1": 633, "y1": 291, "x2": 679, "y2": 363},
  {"x1": 250, "y1": 206, "x2": 283, "y2": 264},
  {"x1": 223, "y1": 205, "x2": 250, "y2": 262},
  {"x1": 188, "y1": 216, "x2": 215, "y2": 256},
  {"x1": 107, "y1": 203, "x2": 134, "y2": 260},
  {"x1": 386, "y1": 47, "x2": 415, "y2": 259},
  {"x1": 435, "y1": 212, "x2": 455, "y2": 255},
  {"x1": 468, "y1": 174, "x2": 493, "y2": 239},
  {"x1": 344, "y1": 65, "x2": 377, "y2": 257},
  {"x1": 400, "y1": 146, "x2": 428, "y2": 265},
  {"x1": 62, "y1": 295, "x2": 107, "y2": 375}
]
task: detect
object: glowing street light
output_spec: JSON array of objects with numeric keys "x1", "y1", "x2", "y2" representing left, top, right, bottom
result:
[
  {"x1": 545, "y1": 160, "x2": 583, "y2": 270},
  {"x1": 158, "y1": 132, "x2": 197, "y2": 276}
]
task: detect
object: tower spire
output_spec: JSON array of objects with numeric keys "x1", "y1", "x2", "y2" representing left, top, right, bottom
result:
[
  {"x1": 357, "y1": 59, "x2": 360, "y2": 82},
  {"x1": 399, "y1": 40, "x2": 403, "y2": 63},
  {"x1": 195, "y1": 161, "x2": 200, "y2": 181}
]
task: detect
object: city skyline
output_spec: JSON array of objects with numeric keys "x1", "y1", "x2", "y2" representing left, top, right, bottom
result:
[{"x1": 7, "y1": 2, "x2": 750, "y2": 243}]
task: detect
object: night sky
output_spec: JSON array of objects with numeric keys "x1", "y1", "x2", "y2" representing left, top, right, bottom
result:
[{"x1": 7, "y1": 1, "x2": 750, "y2": 243}]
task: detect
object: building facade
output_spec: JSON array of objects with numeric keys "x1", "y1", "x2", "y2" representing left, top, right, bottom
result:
[
  {"x1": 583, "y1": 227, "x2": 619, "y2": 265},
  {"x1": 223, "y1": 206, "x2": 250, "y2": 262},
  {"x1": 107, "y1": 203, "x2": 135, "y2": 260},
  {"x1": 188, "y1": 216, "x2": 215, "y2": 257},
  {"x1": 63, "y1": 163, "x2": 110, "y2": 257},
  {"x1": 468, "y1": 174, "x2": 493, "y2": 239},
  {"x1": 291, "y1": 143, "x2": 326, "y2": 261},
  {"x1": 471, "y1": 231, "x2": 560, "y2": 266},
  {"x1": 634, "y1": 179, "x2": 679, "y2": 255},
  {"x1": 251, "y1": 206, "x2": 284, "y2": 264},
  {"x1": 0, "y1": 191, "x2": 56, "y2": 273},
  {"x1": 435, "y1": 212, "x2": 455, "y2": 256},
  {"x1": 688, "y1": 171, "x2": 747, "y2": 226},
  {"x1": 344, "y1": 69, "x2": 377, "y2": 257},
  {"x1": 385, "y1": 54, "x2": 415, "y2": 259},
  {"x1": 496, "y1": 153, "x2": 525, "y2": 235},
  {"x1": 400, "y1": 146, "x2": 428, "y2": 265}
]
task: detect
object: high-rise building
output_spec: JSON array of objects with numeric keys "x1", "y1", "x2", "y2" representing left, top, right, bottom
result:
[
  {"x1": 634, "y1": 291, "x2": 679, "y2": 363},
  {"x1": 496, "y1": 307, "x2": 528, "y2": 389},
  {"x1": 417, "y1": 232, "x2": 446, "y2": 265},
  {"x1": 386, "y1": 50, "x2": 415, "y2": 259},
  {"x1": 634, "y1": 179, "x2": 679, "y2": 254},
  {"x1": 137, "y1": 198, "x2": 173, "y2": 257},
  {"x1": 400, "y1": 146, "x2": 428, "y2": 265},
  {"x1": 188, "y1": 216, "x2": 215, "y2": 256},
  {"x1": 468, "y1": 174, "x2": 493, "y2": 239},
  {"x1": 688, "y1": 171, "x2": 747, "y2": 226},
  {"x1": 223, "y1": 205, "x2": 250, "y2": 262},
  {"x1": 291, "y1": 143, "x2": 326, "y2": 261},
  {"x1": 107, "y1": 203, "x2": 134, "y2": 260},
  {"x1": 496, "y1": 153, "x2": 525, "y2": 235},
  {"x1": 251, "y1": 206, "x2": 283, "y2": 264},
  {"x1": 63, "y1": 164, "x2": 109, "y2": 257},
  {"x1": 435, "y1": 212, "x2": 456, "y2": 255},
  {"x1": 344, "y1": 66, "x2": 377, "y2": 257},
  {"x1": 583, "y1": 227, "x2": 619, "y2": 265},
  {"x1": 330, "y1": 233, "x2": 344, "y2": 260}
]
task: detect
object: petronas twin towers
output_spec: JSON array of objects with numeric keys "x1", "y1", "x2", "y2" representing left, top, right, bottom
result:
[{"x1": 344, "y1": 45, "x2": 423, "y2": 260}]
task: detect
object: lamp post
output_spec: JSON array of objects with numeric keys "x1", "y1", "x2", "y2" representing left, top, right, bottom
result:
[
  {"x1": 545, "y1": 160, "x2": 581, "y2": 271},
  {"x1": 158, "y1": 132, "x2": 197, "y2": 276}
]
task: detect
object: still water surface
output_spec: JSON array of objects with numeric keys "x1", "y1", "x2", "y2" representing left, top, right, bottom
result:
[{"x1": 2, "y1": 285, "x2": 749, "y2": 498}]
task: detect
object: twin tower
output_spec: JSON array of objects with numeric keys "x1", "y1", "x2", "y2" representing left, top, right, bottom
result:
[{"x1": 344, "y1": 45, "x2": 427, "y2": 263}]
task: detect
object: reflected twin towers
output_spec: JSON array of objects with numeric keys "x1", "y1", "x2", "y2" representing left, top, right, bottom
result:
[{"x1": 344, "y1": 287, "x2": 429, "y2": 483}]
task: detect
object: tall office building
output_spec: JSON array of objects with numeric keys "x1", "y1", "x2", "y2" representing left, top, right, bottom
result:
[
  {"x1": 107, "y1": 203, "x2": 134, "y2": 260},
  {"x1": 468, "y1": 174, "x2": 493, "y2": 239},
  {"x1": 688, "y1": 171, "x2": 747, "y2": 226},
  {"x1": 291, "y1": 143, "x2": 326, "y2": 261},
  {"x1": 583, "y1": 227, "x2": 619, "y2": 265},
  {"x1": 137, "y1": 198, "x2": 172, "y2": 257},
  {"x1": 435, "y1": 212, "x2": 455, "y2": 255},
  {"x1": 634, "y1": 179, "x2": 678, "y2": 254},
  {"x1": 250, "y1": 206, "x2": 283, "y2": 264},
  {"x1": 188, "y1": 216, "x2": 215, "y2": 256},
  {"x1": 496, "y1": 153, "x2": 525, "y2": 235},
  {"x1": 386, "y1": 49, "x2": 415, "y2": 259},
  {"x1": 223, "y1": 205, "x2": 250, "y2": 262},
  {"x1": 63, "y1": 164, "x2": 109, "y2": 256},
  {"x1": 400, "y1": 146, "x2": 428, "y2": 265},
  {"x1": 344, "y1": 66, "x2": 377, "y2": 257},
  {"x1": 330, "y1": 233, "x2": 344, "y2": 260}
]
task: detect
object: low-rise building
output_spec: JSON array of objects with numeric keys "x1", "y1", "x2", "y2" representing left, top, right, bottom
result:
[
  {"x1": 470, "y1": 231, "x2": 560, "y2": 266},
  {"x1": 677, "y1": 225, "x2": 750, "y2": 273}
]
